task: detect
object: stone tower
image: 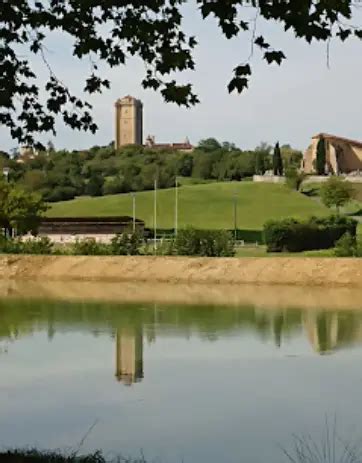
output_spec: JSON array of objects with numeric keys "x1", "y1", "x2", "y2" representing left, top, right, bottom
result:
[{"x1": 114, "y1": 96, "x2": 143, "y2": 149}]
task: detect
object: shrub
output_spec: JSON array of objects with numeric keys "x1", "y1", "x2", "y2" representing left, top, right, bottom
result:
[
  {"x1": 43, "y1": 186, "x2": 77, "y2": 202},
  {"x1": 0, "y1": 236, "x2": 53, "y2": 254},
  {"x1": 285, "y1": 166, "x2": 306, "y2": 191},
  {"x1": 110, "y1": 232, "x2": 142, "y2": 255},
  {"x1": 21, "y1": 236, "x2": 54, "y2": 254},
  {"x1": 71, "y1": 238, "x2": 111, "y2": 255},
  {"x1": 264, "y1": 216, "x2": 357, "y2": 252},
  {"x1": 174, "y1": 228, "x2": 235, "y2": 257},
  {"x1": 334, "y1": 233, "x2": 356, "y2": 257}
]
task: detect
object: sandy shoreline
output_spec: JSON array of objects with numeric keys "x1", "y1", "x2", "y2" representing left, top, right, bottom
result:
[{"x1": 0, "y1": 254, "x2": 362, "y2": 287}]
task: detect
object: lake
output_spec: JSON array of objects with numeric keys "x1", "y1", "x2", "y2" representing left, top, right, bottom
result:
[{"x1": 1, "y1": 282, "x2": 362, "y2": 463}]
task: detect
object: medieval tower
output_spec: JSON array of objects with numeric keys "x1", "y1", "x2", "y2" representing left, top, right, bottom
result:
[{"x1": 114, "y1": 96, "x2": 143, "y2": 149}]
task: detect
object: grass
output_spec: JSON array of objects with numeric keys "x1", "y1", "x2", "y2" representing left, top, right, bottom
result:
[
  {"x1": 235, "y1": 246, "x2": 335, "y2": 258},
  {"x1": 48, "y1": 182, "x2": 329, "y2": 230},
  {"x1": 302, "y1": 182, "x2": 362, "y2": 215}
]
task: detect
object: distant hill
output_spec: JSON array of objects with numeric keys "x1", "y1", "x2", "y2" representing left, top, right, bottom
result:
[{"x1": 48, "y1": 182, "x2": 329, "y2": 231}]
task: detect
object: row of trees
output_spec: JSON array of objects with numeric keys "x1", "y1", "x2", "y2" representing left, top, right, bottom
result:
[{"x1": 2, "y1": 139, "x2": 302, "y2": 202}]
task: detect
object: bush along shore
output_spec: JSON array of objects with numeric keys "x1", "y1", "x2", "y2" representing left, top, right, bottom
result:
[
  {"x1": 0, "y1": 216, "x2": 361, "y2": 258},
  {"x1": 264, "y1": 215, "x2": 359, "y2": 253},
  {"x1": 0, "y1": 228, "x2": 235, "y2": 258}
]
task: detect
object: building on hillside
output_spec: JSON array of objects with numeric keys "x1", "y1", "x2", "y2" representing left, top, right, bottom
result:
[
  {"x1": 114, "y1": 96, "x2": 143, "y2": 149},
  {"x1": 16, "y1": 146, "x2": 38, "y2": 164},
  {"x1": 114, "y1": 95, "x2": 193, "y2": 152},
  {"x1": 37, "y1": 216, "x2": 145, "y2": 243},
  {"x1": 145, "y1": 135, "x2": 194, "y2": 153},
  {"x1": 303, "y1": 133, "x2": 362, "y2": 174}
]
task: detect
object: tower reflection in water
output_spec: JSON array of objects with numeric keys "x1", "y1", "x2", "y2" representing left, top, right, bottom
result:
[{"x1": 115, "y1": 326, "x2": 144, "y2": 386}]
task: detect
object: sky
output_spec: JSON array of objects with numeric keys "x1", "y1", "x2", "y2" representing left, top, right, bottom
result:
[{"x1": 2, "y1": 3, "x2": 362, "y2": 153}]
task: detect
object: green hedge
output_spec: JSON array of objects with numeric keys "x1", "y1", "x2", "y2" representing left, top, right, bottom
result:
[
  {"x1": 174, "y1": 228, "x2": 235, "y2": 257},
  {"x1": 264, "y1": 216, "x2": 357, "y2": 253}
]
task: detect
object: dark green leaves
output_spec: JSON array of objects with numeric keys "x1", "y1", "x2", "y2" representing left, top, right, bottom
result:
[
  {"x1": 228, "y1": 77, "x2": 249, "y2": 94},
  {"x1": 264, "y1": 50, "x2": 286, "y2": 65},
  {"x1": 1, "y1": 0, "x2": 361, "y2": 145}
]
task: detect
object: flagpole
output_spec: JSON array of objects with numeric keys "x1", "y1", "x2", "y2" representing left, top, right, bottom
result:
[
  {"x1": 175, "y1": 176, "x2": 178, "y2": 237},
  {"x1": 154, "y1": 178, "x2": 157, "y2": 253}
]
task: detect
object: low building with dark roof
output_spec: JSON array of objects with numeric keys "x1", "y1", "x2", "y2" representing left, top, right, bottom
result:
[{"x1": 38, "y1": 216, "x2": 145, "y2": 243}]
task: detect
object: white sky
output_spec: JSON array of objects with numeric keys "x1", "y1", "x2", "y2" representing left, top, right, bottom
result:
[{"x1": 2, "y1": 3, "x2": 362, "y2": 152}]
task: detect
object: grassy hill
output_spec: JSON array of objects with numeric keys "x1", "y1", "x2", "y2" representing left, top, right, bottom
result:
[{"x1": 48, "y1": 182, "x2": 330, "y2": 231}]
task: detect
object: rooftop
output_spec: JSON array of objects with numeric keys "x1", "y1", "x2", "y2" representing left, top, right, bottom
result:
[{"x1": 312, "y1": 133, "x2": 362, "y2": 149}]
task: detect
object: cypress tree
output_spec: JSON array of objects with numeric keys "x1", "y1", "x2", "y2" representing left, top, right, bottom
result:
[
  {"x1": 316, "y1": 137, "x2": 326, "y2": 175},
  {"x1": 273, "y1": 142, "x2": 283, "y2": 176}
]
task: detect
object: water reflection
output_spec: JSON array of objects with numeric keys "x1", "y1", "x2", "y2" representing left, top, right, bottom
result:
[
  {"x1": 2, "y1": 300, "x2": 362, "y2": 387},
  {"x1": 115, "y1": 326, "x2": 143, "y2": 385}
]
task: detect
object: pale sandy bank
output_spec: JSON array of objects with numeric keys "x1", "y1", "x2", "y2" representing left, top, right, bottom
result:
[
  {"x1": 2, "y1": 279, "x2": 362, "y2": 311},
  {"x1": 0, "y1": 255, "x2": 361, "y2": 287}
]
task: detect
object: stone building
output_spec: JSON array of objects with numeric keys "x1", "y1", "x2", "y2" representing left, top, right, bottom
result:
[
  {"x1": 303, "y1": 133, "x2": 362, "y2": 174},
  {"x1": 114, "y1": 96, "x2": 143, "y2": 149},
  {"x1": 145, "y1": 135, "x2": 194, "y2": 153}
]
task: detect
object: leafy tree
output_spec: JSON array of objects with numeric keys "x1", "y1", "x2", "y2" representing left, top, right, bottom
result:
[
  {"x1": 316, "y1": 137, "x2": 326, "y2": 175},
  {"x1": 285, "y1": 166, "x2": 306, "y2": 191},
  {"x1": 280, "y1": 145, "x2": 303, "y2": 169},
  {"x1": 4, "y1": 1, "x2": 361, "y2": 145},
  {"x1": 273, "y1": 142, "x2": 284, "y2": 176},
  {"x1": 0, "y1": 182, "x2": 46, "y2": 236},
  {"x1": 197, "y1": 139, "x2": 222, "y2": 153},
  {"x1": 255, "y1": 151, "x2": 265, "y2": 175},
  {"x1": 320, "y1": 177, "x2": 354, "y2": 213},
  {"x1": 85, "y1": 174, "x2": 104, "y2": 197}
]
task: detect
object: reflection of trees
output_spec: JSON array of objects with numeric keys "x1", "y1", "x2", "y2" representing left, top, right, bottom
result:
[
  {"x1": 303, "y1": 311, "x2": 362, "y2": 354},
  {"x1": 1, "y1": 299, "x2": 362, "y2": 360}
]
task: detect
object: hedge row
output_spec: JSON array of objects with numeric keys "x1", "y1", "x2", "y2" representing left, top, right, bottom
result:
[
  {"x1": 173, "y1": 228, "x2": 235, "y2": 257},
  {"x1": 0, "y1": 229, "x2": 235, "y2": 257},
  {"x1": 264, "y1": 216, "x2": 357, "y2": 252}
]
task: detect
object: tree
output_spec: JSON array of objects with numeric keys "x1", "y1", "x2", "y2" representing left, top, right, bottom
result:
[
  {"x1": 285, "y1": 166, "x2": 306, "y2": 191},
  {"x1": 320, "y1": 177, "x2": 354, "y2": 213},
  {"x1": 85, "y1": 174, "x2": 104, "y2": 197},
  {"x1": 2, "y1": 2, "x2": 362, "y2": 146},
  {"x1": 197, "y1": 139, "x2": 222, "y2": 153},
  {"x1": 255, "y1": 150, "x2": 266, "y2": 175},
  {"x1": 273, "y1": 142, "x2": 284, "y2": 176},
  {"x1": 316, "y1": 137, "x2": 326, "y2": 175},
  {"x1": 0, "y1": 182, "x2": 46, "y2": 236}
]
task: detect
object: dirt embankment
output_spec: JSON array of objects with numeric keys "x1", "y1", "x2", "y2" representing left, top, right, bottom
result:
[{"x1": 0, "y1": 254, "x2": 362, "y2": 287}]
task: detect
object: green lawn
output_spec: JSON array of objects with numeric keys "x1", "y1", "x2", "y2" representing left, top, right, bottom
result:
[
  {"x1": 235, "y1": 246, "x2": 335, "y2": 258},
  {"x1": 48, "y1": 182, "x2": 330, "y2": 230}
]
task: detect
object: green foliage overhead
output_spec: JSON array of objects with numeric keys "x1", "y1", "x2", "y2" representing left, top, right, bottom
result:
[
  {"x1": 320, "y1": 176, "x2": 354, "y2": 213},
  {"x1": 316, "y1": 137, "x2": 326, "y2": 175},
  {"x1": 2, "y1": 2, "x2": 362, "y2": 146}
]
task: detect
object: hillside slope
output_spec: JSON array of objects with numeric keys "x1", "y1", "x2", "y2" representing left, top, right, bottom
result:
[{"x1": 48, "y1": 182, "x2": 329, "y2": 230}]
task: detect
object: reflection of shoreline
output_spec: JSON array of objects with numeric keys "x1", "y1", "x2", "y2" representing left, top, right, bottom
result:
[{"x1": 2, "y1": 279, "x2": 362, "y2": 311}]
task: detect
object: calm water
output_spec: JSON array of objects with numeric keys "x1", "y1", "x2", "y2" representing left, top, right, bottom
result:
[{"x1": 1, "y1": 292, "x2": 362, "y2": 462}]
